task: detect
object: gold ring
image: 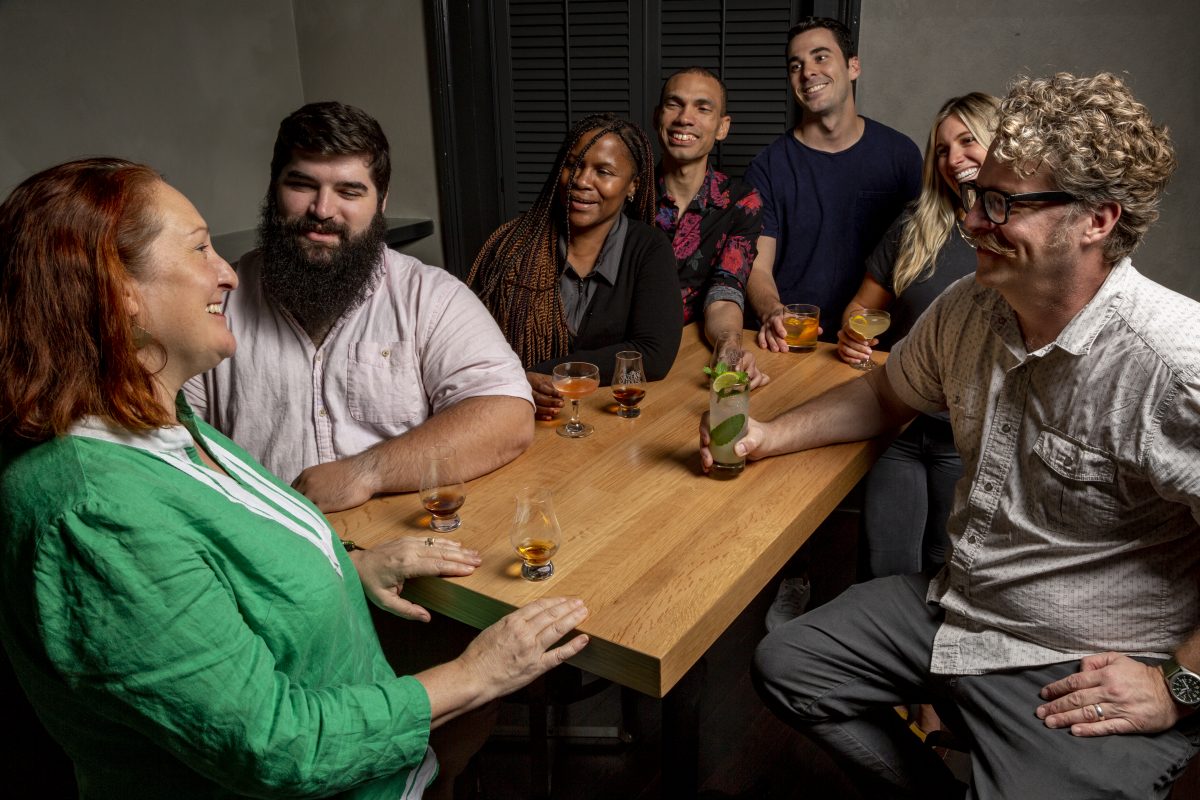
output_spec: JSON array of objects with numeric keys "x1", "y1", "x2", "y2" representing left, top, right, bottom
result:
[{"x1": 425, "y1": 537, "x2": 435, "y2": 547}]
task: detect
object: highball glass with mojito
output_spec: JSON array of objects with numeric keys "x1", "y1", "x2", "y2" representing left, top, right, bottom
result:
[{"x1": 708, "y1": 371, "x2": 749, "y2": 478}]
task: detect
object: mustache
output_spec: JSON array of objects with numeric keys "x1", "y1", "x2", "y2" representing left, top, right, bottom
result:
[
  {"x1": 286, "y1": 216, "x2": 350, "y2": 239},
  {"x1": 956, "y1": 219, "x2": 1016, "y2": 257}
]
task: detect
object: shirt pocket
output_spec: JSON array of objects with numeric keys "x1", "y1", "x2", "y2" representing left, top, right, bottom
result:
[
  {"x1": 1031, "y1": 427, "x2": 1119, "y2": 533},
  {"x1": 346, "y1": 341, "x2": 425, "y2": 425}
]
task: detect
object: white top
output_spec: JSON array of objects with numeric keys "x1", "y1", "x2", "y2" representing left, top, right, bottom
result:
[{"x1": 185, "y1": 248, "x2": 532, "y2": 482}]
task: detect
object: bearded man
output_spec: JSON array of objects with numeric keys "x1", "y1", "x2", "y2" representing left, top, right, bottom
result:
[{"x1": 185, "y1": 102, "x2": 533, "y2": 513}]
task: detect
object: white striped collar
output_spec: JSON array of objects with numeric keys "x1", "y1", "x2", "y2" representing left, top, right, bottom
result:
[{"x1": 67, "y1": 416, "x2": 343, "y2": 575}]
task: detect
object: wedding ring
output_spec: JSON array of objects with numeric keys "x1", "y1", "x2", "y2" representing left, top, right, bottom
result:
[
  {"x1": 1094, "y1": 703, "x2": 1104, "y2": 719},
  {"x1": 425, "y1": 537, "x2": 435, "y2": 547}
]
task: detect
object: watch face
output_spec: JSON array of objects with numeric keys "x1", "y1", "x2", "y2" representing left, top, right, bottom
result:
[{"x1": 1170, "y1": 672, "x2": 1200, "y2": 706}]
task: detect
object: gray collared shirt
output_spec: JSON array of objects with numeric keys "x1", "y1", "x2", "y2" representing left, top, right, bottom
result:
[
  {"x1": 558, "y1": 213, "x2": 628, "y2": 335},
  {"x1": 886, "y1": 259, "x2": 1200, "y2": 675}
]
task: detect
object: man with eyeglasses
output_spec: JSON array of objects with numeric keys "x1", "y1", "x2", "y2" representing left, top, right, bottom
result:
[{"x1": 704, "y1": 72, "x2": 1200, "y2": 797}]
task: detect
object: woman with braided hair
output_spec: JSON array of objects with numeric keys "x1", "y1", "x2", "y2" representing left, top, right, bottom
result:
[{"x1": 469, "y1": 113, "x2": 682, "y2": 419}]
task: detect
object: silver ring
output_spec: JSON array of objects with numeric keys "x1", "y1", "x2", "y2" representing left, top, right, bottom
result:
[
  {"x1": 425, "y1": 537, "x2": 435, "y2": 547},
  {"x1": 1094, "y1": 703, "x2": 1104, "y2": 719}
]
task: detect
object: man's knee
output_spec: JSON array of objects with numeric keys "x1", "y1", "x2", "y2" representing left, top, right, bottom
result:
[{"x1": 752, "y1": 621, "x2": 824, "y2": 725}]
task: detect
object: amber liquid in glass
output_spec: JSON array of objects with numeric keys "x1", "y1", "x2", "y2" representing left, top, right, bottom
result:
[
  {"x1": 516, "y1": 539, "x2": 558, "y2": 565},
  {"x1": 612, "y1": 386, "x2": 646, "y2": 407}
]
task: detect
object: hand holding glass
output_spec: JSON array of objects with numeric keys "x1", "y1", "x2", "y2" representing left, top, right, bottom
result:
[
  {"x1": 419, "y1": 444, "x2": 466, "y2": 532},
  {"x1": 708, "y1": 374, "x2": 750, "y2": 478},
  {"x1": 552, "y1": 362, "x2": 600, "y2": 437},
  {"x1": 510, "y1": 487, "x2": 561, "y2": 581},
  {"x1": 783, "y1": 304, "x2": 820, "y2": 353},
  {"x1": 612, "y1": 351, "x2": 645, "y2": 419},
  {"x1": 847, "y1": 309, "x2": 891, "y2": 371}
]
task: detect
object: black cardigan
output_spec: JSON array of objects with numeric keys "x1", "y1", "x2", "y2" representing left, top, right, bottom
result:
[{"x1": 532, "y1": 220, "x2": 683, "y2": 385}]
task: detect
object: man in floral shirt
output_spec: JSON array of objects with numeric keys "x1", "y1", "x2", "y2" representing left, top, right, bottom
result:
[{"x1": 654, "y1": 67, "x2": 766, "y2": 385}]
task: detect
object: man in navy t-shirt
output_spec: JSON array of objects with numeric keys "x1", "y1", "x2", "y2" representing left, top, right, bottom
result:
[{"x1": 745, "y1": 17, "x2": 921, "y2": 347}]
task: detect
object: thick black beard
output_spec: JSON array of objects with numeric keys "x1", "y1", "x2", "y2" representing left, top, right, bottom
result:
[{"x1": 258, "y1": 195, "x2": 388, "y2": 334}]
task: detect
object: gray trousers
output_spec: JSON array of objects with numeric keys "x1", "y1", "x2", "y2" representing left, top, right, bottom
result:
[{"x1": 753, "y1": 573, "x2": 1200, "y2": 799}]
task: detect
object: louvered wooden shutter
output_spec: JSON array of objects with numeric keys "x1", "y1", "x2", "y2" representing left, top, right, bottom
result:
[{"x1": 492, "y1": 0, "x2": 849, "y2": 215}]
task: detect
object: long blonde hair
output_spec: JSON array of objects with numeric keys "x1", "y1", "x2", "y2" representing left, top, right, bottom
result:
[{"x1": 892, "y1": 93, "x2": 1000, "y2": 296}]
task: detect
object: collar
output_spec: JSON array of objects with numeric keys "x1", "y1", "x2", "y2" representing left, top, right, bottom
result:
[
  {"x1": 656, "y1": 164, "x2": 730, "y2": 212},
  {"x1": 557, "y1": 213, "x2": 627, "y2": 286},
  {"x1": 67, "y1": 415, "x2": 194, "y2": 455},
  {"x1": 974, "y1": 258, "x2": 1133, "y2": 359}
]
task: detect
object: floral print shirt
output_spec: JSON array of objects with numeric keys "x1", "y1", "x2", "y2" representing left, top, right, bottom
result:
[{"x1": 654, "y1": 166, "x2": 762, "y2": 324}]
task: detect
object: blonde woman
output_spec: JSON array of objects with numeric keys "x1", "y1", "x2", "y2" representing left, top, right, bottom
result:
[{"x1": 839, "y1": 93, "x2": 1000, "y2": 578}]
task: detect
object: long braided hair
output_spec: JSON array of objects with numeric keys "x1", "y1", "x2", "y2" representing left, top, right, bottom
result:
[{"x1": 468, "y1": 113, "x2": 656, "y2": 368}]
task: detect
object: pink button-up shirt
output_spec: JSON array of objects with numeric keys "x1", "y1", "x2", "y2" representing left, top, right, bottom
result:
[{"x1": 185, "y1": 248, "x2": 532, "y2": 483}]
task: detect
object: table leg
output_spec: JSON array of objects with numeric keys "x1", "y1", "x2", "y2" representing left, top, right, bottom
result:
[{"x1": 661, "y1": 654, "x2": 708, "y2": 796}]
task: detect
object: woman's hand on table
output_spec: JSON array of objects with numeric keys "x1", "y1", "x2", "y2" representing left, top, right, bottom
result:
[
  {"x1": 459, "y1": 597, "x2": 590, "y2": 700},
  {"x1": 836, "y1": 325, "x2": 876, "y2": 367},
  {"x1": 350, "y1": 537, "x2": 482, "y2": 622},
  {"x1": 526, "y1": 371, "x2": 564, "y2": 420}
]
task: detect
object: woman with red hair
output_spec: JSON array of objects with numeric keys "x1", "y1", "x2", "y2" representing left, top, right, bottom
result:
[{"x1": 0, "y1": 158, "x2": 589, "y2": 799}]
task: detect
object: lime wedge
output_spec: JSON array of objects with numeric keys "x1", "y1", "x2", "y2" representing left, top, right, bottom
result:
[
  {"x1": 709, "y1": 413, "x2": 746, "y2": 447},
  {"x1": 711, "y1": 372, "x2": 744, "y2": 393}
]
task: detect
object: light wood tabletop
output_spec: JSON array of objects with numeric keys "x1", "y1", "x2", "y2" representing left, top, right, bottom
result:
[{"x1": 327, "y1": 325, "x2": 891, "y2": 698}]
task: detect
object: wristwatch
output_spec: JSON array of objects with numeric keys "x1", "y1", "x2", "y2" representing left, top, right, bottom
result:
[{"x1": 1161, "y1": 657, "x2": 1200, "y2": 707}]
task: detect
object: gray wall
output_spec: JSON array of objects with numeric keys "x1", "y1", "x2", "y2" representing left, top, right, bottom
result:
[
  {"x1": 0, "y1": 0, "x2": 442, "y2": 264},
  {"x1": 292, "y1": 0, "x2": 443, "y2": 265},
  {"x1": 2, "y1": 0, "x2": 1192, "y2": 292},
  {"x1": 857, "y1": 0, "x2": 1200, "y2": 300},
  {"x1": 0, "y1": 0, "x2": 304, "y2": 240}
]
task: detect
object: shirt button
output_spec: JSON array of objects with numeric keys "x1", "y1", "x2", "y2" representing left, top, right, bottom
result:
[
  {"x1": 969, "y1": 535, "x2": 979, "y2": 545},
  {"x1": 318, "y1": 408, "x2": 327, "y2": 417},
  {"x1": 984, "y1": 482, "x2": 994, "y2": 491},
  {"x1": 381, "y1": 348, "x2": 391, "y2": 358},
  {"x1": 315, "y1": 352, "x2": 322, "y2": 362},
  {"x1": 1001, "y1": 423, "x2": 1011, "y2": 433}
]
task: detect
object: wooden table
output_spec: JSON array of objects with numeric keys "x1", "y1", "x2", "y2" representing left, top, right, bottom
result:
[{"x1": 328, "y1": 325, "x2": 890, "y2": 699}]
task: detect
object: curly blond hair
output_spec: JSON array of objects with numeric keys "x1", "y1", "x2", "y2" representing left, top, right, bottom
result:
[{"x1": 992, "y1": 72, "x2": 1176, "y2": 264}]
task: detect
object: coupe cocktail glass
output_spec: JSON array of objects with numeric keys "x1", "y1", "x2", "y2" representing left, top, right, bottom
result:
[
  {"x1": 847, "y1": 309, "x2": 891, "y2": 371},
  {"x1": 552, "y1": 362, "x2": 600, "y2": 437}
]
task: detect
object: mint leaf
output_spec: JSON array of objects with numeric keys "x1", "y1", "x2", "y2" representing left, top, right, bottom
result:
[{"x1": 709, "y1": 413, "x2": 746, "y2": 446}]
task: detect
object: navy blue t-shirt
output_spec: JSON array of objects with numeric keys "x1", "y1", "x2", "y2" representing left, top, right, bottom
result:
[{"x1": 745, "y1": 118, "x2": 921, "y2": 337}]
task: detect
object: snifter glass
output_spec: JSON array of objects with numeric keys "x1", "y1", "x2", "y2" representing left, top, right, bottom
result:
[
  {"x1": 611, "y1": 351, "x2": 645, "y2": 419},
  {"x1": 509, "y1": 487, "x2": 561, "y2": 581},
  {"x1": 418, "y1": 445, "x2": 465, "y2": 532}
]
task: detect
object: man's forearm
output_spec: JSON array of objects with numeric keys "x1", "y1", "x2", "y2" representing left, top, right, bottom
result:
[
  {"x1": 703, "y1": 301, "x2": 746, "y2": 349},
  {"x1": 758, "y1": 365, "x2": 917, "y2": 458},
  {"x1": 355, "y1": 395, "x2": 534, "y2": 492},
  {"x1": 746, "y1": 236, "x2": 782, "y2": 320}
]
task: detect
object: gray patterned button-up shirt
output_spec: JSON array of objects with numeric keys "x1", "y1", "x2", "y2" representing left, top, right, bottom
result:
[{"x1": 887, "y1": 259, "x2": 1200, "y2": 675}]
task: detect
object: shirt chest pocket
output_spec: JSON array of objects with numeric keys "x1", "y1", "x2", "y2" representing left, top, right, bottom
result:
[
  {"x1": 346, "y1": 341, "x2": 426, "y2": 425},
  {"x1": 1031, "y1": 428, "x2": 1119, "y2": 533}
]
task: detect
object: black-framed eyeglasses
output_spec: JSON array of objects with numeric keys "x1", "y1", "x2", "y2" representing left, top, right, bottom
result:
[{"x1": 959, "y1": 181, "x2": 1078, "y2": 225}]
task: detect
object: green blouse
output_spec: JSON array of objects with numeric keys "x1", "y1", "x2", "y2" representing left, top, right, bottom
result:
[{"x1": 0, "y1": 398, "x2": 435, "y2": 798}]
